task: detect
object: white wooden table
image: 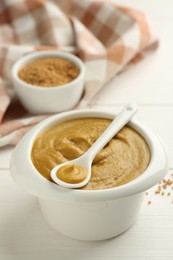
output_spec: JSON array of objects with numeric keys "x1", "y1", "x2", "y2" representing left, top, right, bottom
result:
[{"x1": 0, "y1": 1, "x2": 173, "y2": 259}]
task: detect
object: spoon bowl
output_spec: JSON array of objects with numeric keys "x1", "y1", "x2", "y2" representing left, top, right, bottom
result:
[
  {"x1": 51, "y1": 155, "x2": 92, "y2": 188},
  {"x1": 51, "y1": 104, "x2": 139, "y2": 188}
]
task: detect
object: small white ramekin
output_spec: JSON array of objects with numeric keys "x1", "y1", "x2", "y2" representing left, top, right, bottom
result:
[
  {"x1": 11, "y1": 51, "x2": 85, "y2": 114},
  {"x1": 10, "y1": 110, "x2": 168, "y2": 241}
]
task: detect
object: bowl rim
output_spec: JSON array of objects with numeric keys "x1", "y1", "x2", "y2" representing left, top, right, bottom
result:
[
  {"x1": 10, "y1": 109, "x2": 168, "y2": 202},
  {"x1": 11, "y1": 50, "x2": 86, "y2": 90}
]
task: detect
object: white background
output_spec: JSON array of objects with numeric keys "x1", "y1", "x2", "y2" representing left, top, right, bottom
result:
[{"x1": 0, "y1": 0, "x2": 173, "y2": 259}]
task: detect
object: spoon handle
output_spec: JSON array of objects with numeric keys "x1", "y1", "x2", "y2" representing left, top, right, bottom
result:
[{"x1": 85, "y1": 104, "x2": 139, "y2": 162}]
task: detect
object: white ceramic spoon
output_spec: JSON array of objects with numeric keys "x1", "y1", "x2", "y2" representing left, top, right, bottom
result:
[{"x1": 51, "y1": 104, "x2": 139, "y2": 189}]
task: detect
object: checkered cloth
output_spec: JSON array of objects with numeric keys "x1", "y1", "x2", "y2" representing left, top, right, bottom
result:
[{"x1": 0, "y1": 0, "x2": 158, "y2": 147}]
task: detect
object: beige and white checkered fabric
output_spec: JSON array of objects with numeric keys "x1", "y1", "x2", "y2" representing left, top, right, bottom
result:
[{"x1": 0, "y1": 0, "x2": 158, "y2": 146}]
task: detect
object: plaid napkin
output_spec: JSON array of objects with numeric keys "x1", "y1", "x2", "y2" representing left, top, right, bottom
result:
[{"x1": 0, "y1": 0, "x2": 158, "y2": 147}]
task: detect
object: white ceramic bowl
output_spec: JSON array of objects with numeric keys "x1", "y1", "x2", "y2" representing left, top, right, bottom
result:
[
  {"x1": 10, "y1": 110, "x2": 168, "y2": 241},
  {"x1": 11, "y1": 51, "x2": 85, "y2": 114}
]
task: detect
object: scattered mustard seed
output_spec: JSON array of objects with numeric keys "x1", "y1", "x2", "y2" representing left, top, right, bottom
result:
[{"x1": 147, "y1": 173, "x2": 173, "y2": 205}]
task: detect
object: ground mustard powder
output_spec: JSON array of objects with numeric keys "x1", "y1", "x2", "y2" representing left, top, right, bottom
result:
[{"x1": 18, "y1": 57, "x2": 80, "y2": 87}]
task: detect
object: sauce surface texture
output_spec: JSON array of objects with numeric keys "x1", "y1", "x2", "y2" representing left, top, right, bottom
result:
[{"x1": 31, "y1": 118, "x2": 150, "y2": 190}]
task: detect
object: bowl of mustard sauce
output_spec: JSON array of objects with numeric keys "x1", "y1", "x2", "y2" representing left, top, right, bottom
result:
[
  {"x1": 11, "y1": 51, "x2": 85, "y2": 114},
  {"x1": 10, "y1": 109, "x2": 168, "y2": 241}
]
